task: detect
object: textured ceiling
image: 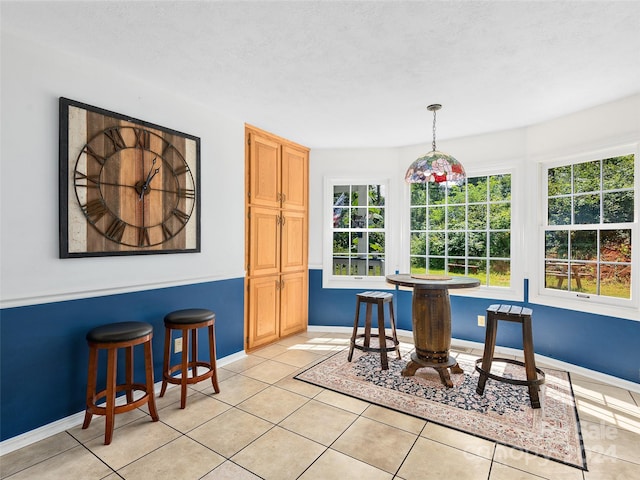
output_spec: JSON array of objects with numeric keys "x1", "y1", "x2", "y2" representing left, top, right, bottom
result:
[{"x1": 2, "y1": 0, "x2": 640, "y2": 148}]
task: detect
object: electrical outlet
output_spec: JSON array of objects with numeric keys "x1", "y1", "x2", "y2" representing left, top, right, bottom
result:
[
  {"x1": 174, "y1": 337, "x2": 183, "y2": 353},
  {"x1": 477, "y1": 315, "x2": 485, "y2": 327}
]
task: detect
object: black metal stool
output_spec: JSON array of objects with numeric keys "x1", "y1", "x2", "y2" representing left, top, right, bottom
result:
[
  {"x1": 347, "y1": 291, "x2": 400, "y2": 370},
  {"x1": 475, "y1": 304, "x2": 545, "y2": 408},
  {"x1": 160, "y1": 309, "x2": 220, "y2": 408},
  {"x1": 83, "y1": 321, "x2": 159, "y2": 445}
]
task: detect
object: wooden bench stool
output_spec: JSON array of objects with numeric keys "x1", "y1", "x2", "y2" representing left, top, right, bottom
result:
[
  {"x1": 347, "y1": 291, "x2": 400, "y2": 370},
  {"x1": 160, "y1": 309, "x2": 220, "y2": 409},
  {"x1": 83, "y1": 321, "x2": 159, "y2": 445},
  {"x1": 475, "y1": 304, "x2": 545, "y2": 408}
]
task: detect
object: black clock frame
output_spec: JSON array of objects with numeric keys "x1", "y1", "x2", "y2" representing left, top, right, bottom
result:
[{"x1": 59, "y1": 97, "x2": 201, "y2": 258}]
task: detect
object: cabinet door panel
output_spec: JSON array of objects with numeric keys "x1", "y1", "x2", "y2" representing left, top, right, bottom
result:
[
  {"x1": 249, "y1": 207, "x2": 280, "y2": 276},
  {"x1": 281, "y1": 145, "x2": 308, "y2": 211},
  {"x1": 279, "y1": 272, "x2": 308, "y2": 337},
  {"x1": 249, "y1": 133, "x2": 281, "y2": 208},
  {"x1": 247, "y1": 276, "x2": 280, "y2": 349},
  {"x1": 281, "y1": 211, "x2": 307, "y2": 273}
]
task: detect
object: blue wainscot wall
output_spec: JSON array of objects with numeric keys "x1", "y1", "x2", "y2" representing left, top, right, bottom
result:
[
  {"x1": 2, "y1": 270, "x2": 639, "y2": 443},
  {"x1": 308, "y1": 269, "x2": 640, "y2": 385},
  {"x1": 0, "y1": 278, "x2": 244, "y2": 442}
]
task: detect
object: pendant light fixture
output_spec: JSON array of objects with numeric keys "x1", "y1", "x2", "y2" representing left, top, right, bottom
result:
[{"x1": 405, "y1": 104, "x2": 466, "y2": 186}]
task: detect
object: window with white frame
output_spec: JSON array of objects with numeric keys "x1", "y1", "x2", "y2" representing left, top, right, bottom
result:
[
  {"x1": 409, "y1": 174, "x2": 512, "y2": 287},
  {"x1": 324, "y1": 181, "x2": 388, "y2": 287},
  {"x1": 543, "y1": 153, "x2": 635, "y2": 303}
]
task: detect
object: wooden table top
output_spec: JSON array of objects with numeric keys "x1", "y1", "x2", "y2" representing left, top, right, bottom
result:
[{"x1": 386, "y1": 273, "x2": 480, "y2": 290}]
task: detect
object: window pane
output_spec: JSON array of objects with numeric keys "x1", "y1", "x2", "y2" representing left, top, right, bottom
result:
[
  {"x1": 468, "y1": 204, "x2": 487, "y2": 229},
  {"x1": 574, "y1": 160, "x2": 600, "y2": 193},
  {"x1": 468, "y1": 232, "x2": 487, "y2": 257},
  {"x1": 428, "y1": 182, "x2": 446, "y2": 205},
  {"x1": 599, "y1": 264, "x2": 631, "y2": 299},
  {"x1": 545, "y1": 261, "x2": 569, "y2": 291},
  {"x1": 333, "y1": 208, "x2": 349, "y2": 228},
  {"x1": 368, "y1": 232, "x2": 385, "y2": 254},
  {"x1": 447, "y1": 232, "x2": 465, "y2": 256},
  {"x1": 470, "y1": 259, "x2": 486, "y2": 285},
  {"x1": 603, "y1": 191, "x2": 634, "y2": 223},
  {"x1": 410, "y1": 207, "x2": 426, "y2": 230},
  {"x1": 351, "y1": 185, "x2": 366, "y2": 206},
  {"x1": 351, "y1": 208, "x2": 366, "y2": 228},
  {"x1": 333, "y1": 186, "x2": 349, "y2": 205},
  {"x1": 411, "y1": 183, "x2": 427, "y2": 205},
  {"x1": 410, "y1": 256, "x2": 426, "y2": 274},
  {"x1": 489, "y1": 231, "x2": 510, "y2": 257},
  {"x1": 448, "y1": 183, "x2": 466, "y2": 204},
  {"x1": 545, "y1": 230, "x2": 568, "y2": 259},
  {"x1": 548, "y1": 197, "x2": 571, "y2": 225},
  {"x1": 411, "y1": 232, "x2": 426, "y2": 255},
  {"x1": 429, "y1": 257, "x2": 445, "y2": 273},
  {"x1": 574, "y1": 193, "x2": 600, "y2": 224},
  {"x1": 429, "y1": 232, "x2": 445, "y2": 256},
  {"x1": 448, "y1": 205, "x2": 466, "y2": 230},
  {"x1": 429, "y1": 206, "x2": 445, "y2": 230},
  {"x1": 601, "y1": 229, "x2": 631, "y2": 262},
  {"x1": 603, "y1": 155, "x2": 634, "y2": 190},
  {"x1": 333, "y1": 259, "x2": 349, "y2": 275},
  {"x1": 468, "y1": 177, "x2": 488, "y2": 202},
  {"x1": 350, "y1": 233, "x2": 361, "y2": 253},
  {"x1": 489, "y1": 203, "x2": 510, "y2": 229},
  {"x1": 490, "y1": 174, "x2": 511, "y2": 201},
  {"x1": 333, "y1": 232, "x2": 349, "y2": 253},
  {"x1": 368, "y1": 184, "x2": 385, "y2": 206},
  {"x1": 548, "y1": 165, "x2": 572, "y2": 196},
  {"x1": 489, "y1": 260, "x2": 510, "y2": 287},
  {"x1": 368, "y1": 207, "x2": 385, "y2": 228},
  {"x1": 570, "y1": 230, "x2": 597, "y2": 261}
]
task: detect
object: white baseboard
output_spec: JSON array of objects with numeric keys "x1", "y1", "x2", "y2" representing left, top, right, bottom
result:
[
  {"x1": 0, "y1": 350, "x2": 248, "y2": 456},
  {"x1": 3, "y1": 328, "x2": 637, "y2": 456}
]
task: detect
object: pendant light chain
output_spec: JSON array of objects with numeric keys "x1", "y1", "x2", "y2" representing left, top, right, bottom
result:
[{"x1": 432, "y1": 108, "x2": 437, "y2": 152}]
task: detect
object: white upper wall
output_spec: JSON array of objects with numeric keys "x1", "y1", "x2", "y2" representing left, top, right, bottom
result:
[{"x1": 1, "y1": 32, "x2": 246, "y2": 307}]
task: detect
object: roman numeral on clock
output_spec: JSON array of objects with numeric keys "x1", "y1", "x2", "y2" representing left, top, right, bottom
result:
[
  {"x1": 104, "y1": 128, "x2": 126, "y2": 151},
  {"x1": 81, "y1": 199, "x2": 108, "y2": 223},
  {"x1": 105, "y1": 218, "x2": 126, "y2": 243}
]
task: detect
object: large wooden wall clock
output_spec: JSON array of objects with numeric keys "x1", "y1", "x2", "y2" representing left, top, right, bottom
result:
[{"x1": 59, "y1": 97, "x2": 201, "y2": 257}]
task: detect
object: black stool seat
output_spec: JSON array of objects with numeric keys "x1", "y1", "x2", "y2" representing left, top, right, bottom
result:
[
  {"x1": 87, "y1": 321, "x2": 153, "y2": 343},
  {"x1": 83, "y1": 321, "x2": 158, "y2": 445},
  {"x1": 475, "y1": 304, "x2": 545, "y2": 409},
  {"x1": 164, "y1": 309, "x2": 215, "y2": 325},
  {"x1": 160, "y1": 308, "x2": 220, "y2": 408},
  {"x1": 347, "y1": 291, "x2": 400, "y2": 370}
]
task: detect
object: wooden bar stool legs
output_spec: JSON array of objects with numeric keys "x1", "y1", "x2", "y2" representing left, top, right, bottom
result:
[
  {"x1": 83, "y1": 321, "x2": 159, "y2": 445},
  {"x1": 348, "y1": 291, "x2": 400, "y2": 370},
  {"x1": 475, "y1": 304, "x2": 545, "y2": 409},
  {"x1": 160, "y1": 309, "x2": 220, "y2": 409}
]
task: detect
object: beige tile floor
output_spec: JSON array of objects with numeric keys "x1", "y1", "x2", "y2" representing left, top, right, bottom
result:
[{"x1": 1, "y1": 330, "x2": 639, "y2": 480}]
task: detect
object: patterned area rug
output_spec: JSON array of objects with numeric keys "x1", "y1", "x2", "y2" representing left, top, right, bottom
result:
[{"x1": 296, "y1": 348, "x2": 586, "y2": 470}]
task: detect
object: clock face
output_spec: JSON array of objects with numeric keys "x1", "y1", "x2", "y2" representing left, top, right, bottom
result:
[{"x1": 60, "y1": 98, "x2": 200, "y2": 257}]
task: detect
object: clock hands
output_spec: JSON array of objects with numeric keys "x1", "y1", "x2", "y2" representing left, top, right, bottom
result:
[{"x1": 139, "y1": 157, "x2": 160, "y2": 200}]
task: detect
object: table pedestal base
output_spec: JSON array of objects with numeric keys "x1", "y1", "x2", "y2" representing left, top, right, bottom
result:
[{"x1": 401, "y1": 352, "x2": 463, "y2": 388}]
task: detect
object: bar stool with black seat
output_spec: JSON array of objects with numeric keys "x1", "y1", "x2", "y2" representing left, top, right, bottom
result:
[
  {"x1": 160, "y1": 308, "x2": 220, "y2": 409},
  {"x1": 475, "y1": 304, "x2": 546, "y2": 408},
  {"x1": 83, "y1": 321, "x2": 159, "y2": 445},
  {"x1": 347, "y1": 291, "x2": 401, "y2": 370}
]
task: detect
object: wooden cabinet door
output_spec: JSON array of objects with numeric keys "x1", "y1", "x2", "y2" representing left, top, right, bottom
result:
[
  {"x1": 281, "y1": 145, "x2": 308, "y2": 211},
  {"x1": 249, "y1": 133, "x2": 281, "y2": 208},
  {"x1": 247, "y1": 276, "x2": 280, "y2": 349},
  {"x1": 280, "y1": 210, "x2": 307, "y2": 273},
  {"x1": 248, "y1": 207, "x2": 280, "y2": 277},
  {"x1": 279, "y1": 272, "x2": 308, "y2": 337}
]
